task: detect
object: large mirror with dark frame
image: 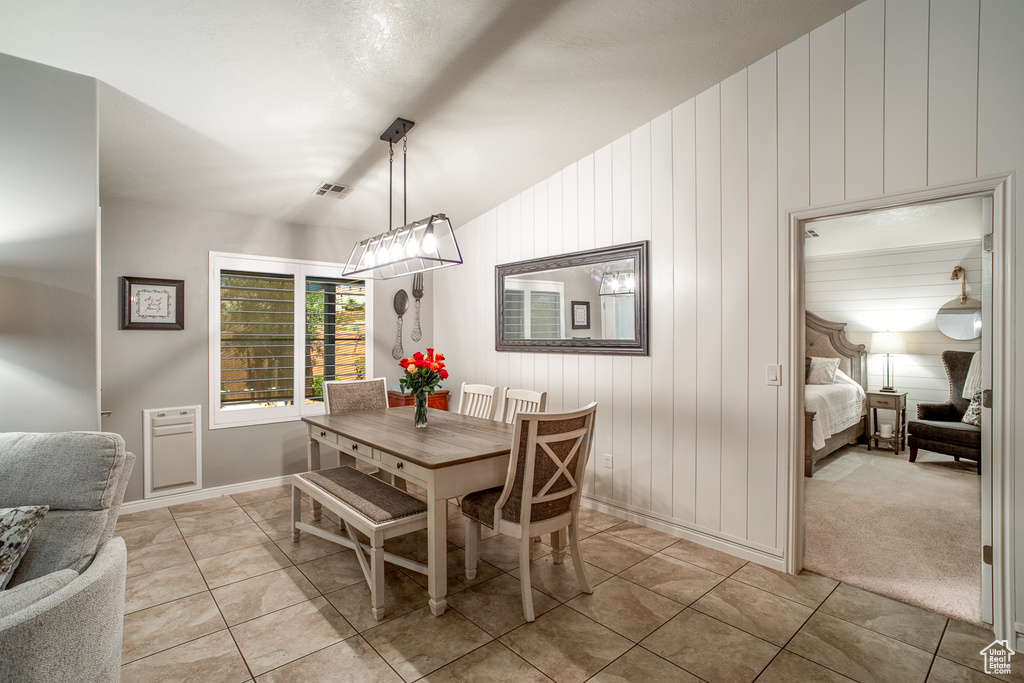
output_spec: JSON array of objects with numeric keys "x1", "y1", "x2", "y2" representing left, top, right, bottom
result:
[{"x1": 495, "y1": 241, "x2": 648, "y2": 355}]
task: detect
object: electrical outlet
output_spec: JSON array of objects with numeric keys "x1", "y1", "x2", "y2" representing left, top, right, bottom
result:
[{"x1": 603, "y1": 454, "x2": 614, "y2": 469}]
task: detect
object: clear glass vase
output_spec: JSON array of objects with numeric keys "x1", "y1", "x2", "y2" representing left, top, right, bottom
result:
[{"x1": 413, "y1": 391, "x2": 429, "y2": 428}]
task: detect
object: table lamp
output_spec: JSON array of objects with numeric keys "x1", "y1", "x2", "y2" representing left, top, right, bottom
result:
[{"x1": 871, "y1": 331, "x2": 906, "y2": 393}]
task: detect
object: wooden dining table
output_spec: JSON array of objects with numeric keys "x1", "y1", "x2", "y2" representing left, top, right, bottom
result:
[{"x1": 302, "y1": 405, "x2": 515, "y2": 616}]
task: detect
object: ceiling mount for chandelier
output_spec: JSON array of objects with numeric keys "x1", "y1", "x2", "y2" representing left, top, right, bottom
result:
[{"x1": 343, "y1": 117, "x2": 463, "y2": 280}]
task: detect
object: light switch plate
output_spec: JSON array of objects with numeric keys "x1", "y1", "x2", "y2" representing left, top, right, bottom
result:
[
  {"x1": 766, "y1": 364, "x2": 782, "y2": 386},
  {"x1": 603, "y1": 454, "x2": 614, "y2": 469}
]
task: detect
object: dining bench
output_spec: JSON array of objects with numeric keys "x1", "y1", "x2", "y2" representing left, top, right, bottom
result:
[{"x1": 292, "y1": 465, "x2": 428, "y2": 620}]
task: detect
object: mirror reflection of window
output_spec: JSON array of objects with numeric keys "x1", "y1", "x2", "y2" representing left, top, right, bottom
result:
[
  {"x1": 505, "y1": 279, "x2": 564, "y2": 339},
  {"x1": 504, "y1": 290, "x2": 526, "y2": 339}
]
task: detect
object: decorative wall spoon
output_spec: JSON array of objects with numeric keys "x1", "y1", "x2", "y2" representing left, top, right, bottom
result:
[
  {"x1": 411, "y1": 272, "x2": 424, "y2": 342},
  {"x1": 392, "y1": 289, "x2": 409, "y2": 360}
]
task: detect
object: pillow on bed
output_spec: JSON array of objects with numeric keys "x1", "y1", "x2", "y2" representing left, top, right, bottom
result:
[
  {"x1": 833, "y1": 368, "x2": 858, "y2": 386},
  {"x1": 806, "y1": 357, "x2": 841, "y2": 385}
]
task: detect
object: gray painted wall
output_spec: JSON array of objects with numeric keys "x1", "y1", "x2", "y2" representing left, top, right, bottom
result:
[
  {"x1": 99, "y1": 198, "x2": 422, "y2": 502},
  {"x1": 371, "y1": 273, "x2": 435, "y2": 392},
  {"x1": 0, "y1": 53, "x2": 99, "y2": 432}
]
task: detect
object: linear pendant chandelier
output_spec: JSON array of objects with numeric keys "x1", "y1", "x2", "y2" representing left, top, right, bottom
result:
[{"x1": 343, "y1": 117, "x2": 463, "y2": 280}]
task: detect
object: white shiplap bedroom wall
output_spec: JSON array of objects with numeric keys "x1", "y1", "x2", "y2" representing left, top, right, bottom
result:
[
  {"x1": 436, "y1": 0, "x2": 1024, "y2": 577},
  {"x1": 807, "y1": 241, "x2": 984, "y2": 421}
]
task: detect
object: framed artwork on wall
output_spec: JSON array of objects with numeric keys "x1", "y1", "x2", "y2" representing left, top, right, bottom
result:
[
  {"x1": 571, "y1": 300, "x2": 590, "y2": 330},
  {"x1": 120, "y1": 276, "x2": 185, "y2": 330}
]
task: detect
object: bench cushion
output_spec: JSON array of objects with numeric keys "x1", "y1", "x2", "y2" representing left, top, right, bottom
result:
[{"x1": 299, "y1": 467, "x2": 426, "y2": 525}]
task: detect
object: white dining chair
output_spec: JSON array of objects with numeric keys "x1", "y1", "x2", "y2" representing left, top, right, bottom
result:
[
  {"x1": 320, "y1": 377, "x2": 393, "y2": 499},
  {"x1": 501, "y1": 388, "x2": 547, "y2": 424},
  {"x1": 461, "y1": 402, "x2": 598, "y2": 621},
  {"x1": 500, "y1": 388, "x2": 549, "y2": 542},
  {"x1": 456, "y1": 382, "x2": 502, "y2": 421}
]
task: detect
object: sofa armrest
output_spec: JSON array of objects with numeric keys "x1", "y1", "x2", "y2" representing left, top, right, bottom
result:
[
  {"x1": 916, "y1": 401, "x2": 961, "y2": 421},
  {"x1": 0, "y1": 537, "x2": 127, "y2": 683}
]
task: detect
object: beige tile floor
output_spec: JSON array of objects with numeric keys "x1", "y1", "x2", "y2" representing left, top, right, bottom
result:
[{"x1": 114, "y1": 484, "x2": 1019, "y2": 683}]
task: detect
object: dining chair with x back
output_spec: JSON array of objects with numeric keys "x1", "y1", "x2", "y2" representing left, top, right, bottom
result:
[{"x1": 460, "y1": 402, "x2": 598, "y2": 621}]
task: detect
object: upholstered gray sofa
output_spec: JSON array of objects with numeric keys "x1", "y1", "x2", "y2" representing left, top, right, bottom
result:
[{"x1": 0, "y1": 432, "x2": 135, "y2": 682}]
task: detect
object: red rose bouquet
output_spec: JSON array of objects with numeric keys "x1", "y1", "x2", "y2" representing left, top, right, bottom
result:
[
  {"x1": 399, "y1": 348, "x2": 447, "y2": 428},
  {"x1": 398, "y1": 348, "x2": 448, "y2": 396}
]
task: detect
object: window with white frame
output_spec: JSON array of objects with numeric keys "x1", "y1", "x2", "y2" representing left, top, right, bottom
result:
[
  {"x1": 504, "y1": 278, "x2": 564, "y2": 339},
  {"x1": 210, "y1": 253, "x2": 369, "y2": 428}
]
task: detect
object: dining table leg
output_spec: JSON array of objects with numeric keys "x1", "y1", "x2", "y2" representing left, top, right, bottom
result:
[
  {"x1": 307, "y1": 433, "x2": 322, "y2": 521},
  {"x1": 427, "y1": 491, "x2": 448, "y2": 616},
  {"x1": 550, "y1": 529, "x2": 566, "y2": 564}
]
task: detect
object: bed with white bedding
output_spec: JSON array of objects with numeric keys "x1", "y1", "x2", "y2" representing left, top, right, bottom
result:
[
  {"x1": 804, "y1": 312, "x2": 868, "y2": 477},
  {"x1": 805, "y1": 373, "x2": 866, "y2": 450}
]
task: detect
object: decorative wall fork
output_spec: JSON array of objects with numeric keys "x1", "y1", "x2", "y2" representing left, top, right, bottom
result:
[{"x1": 411, "y1": 272, "x2": 424, "y2": 342}]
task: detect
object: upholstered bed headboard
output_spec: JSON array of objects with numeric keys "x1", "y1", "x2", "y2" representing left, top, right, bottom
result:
[{"x1": 805, "y1": 311, "x2": 867, "y2": 389}]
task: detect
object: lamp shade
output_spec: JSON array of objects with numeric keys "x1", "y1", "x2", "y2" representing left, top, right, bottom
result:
[
  {"x1": 870, "y1": 331, "x2": 907, "y2": 354},
  {"x1": 343, "y1": 214, "x2": 462, "y2": 280}
]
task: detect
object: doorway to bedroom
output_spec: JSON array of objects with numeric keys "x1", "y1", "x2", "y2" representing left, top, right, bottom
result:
[{"x1": 800, "y1": 195, "x2": 987, "y2": 625}]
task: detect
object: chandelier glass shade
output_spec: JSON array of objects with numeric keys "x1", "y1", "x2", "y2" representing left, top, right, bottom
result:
[
  {"x1": 343, "y1": 213, "x2": 462, "y2": 280},
  {"x1": 598, "y1": 270, "x2": 636, "y2": 296},
  {"x1": 343, "y1": 117, "x2": 463, "y2": 280}
]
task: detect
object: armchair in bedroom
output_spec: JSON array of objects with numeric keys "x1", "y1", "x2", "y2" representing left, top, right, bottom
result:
[{"x1": 906, "y1": 350, "x2": 981, "y2": 474}]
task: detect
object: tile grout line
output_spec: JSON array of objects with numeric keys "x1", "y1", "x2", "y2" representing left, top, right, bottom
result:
[
  {"x1": 206, "y1": 490, "x2": 346, "y2": 681},
  {"x1": 746, "y1": 579, "x2": 846, "y2": 682},
  {"x1": 121, "y1": 508, "x2": 238, "y2": 671},
  {"x1": 189, "y1": 500, "x2": 258, "y2": 683},
  {"x1": 119, "y1": 494, "x2": 287, "y2": 677},
  {"x1": 924, "y1": 619, "x2": 953, "y2": 682},
  {"x1": 119, "y1": 488, "x2": 989, "y2": 682},
  {"x1": 168, "y1": 506, "x2": 262, "y2": 683}
]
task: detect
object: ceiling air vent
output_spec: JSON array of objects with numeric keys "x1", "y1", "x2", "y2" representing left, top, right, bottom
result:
[
  {"x1": 805, "y1": 228, "x2": 820, "y2": 238},
  {"x1": 315, "y1": 182, "x2": 351, "y2": 199}
]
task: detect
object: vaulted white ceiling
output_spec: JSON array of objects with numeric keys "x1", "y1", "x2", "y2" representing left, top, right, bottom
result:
[{"x1": 0, "y1": 0, "x2": 862, "y2": 237}]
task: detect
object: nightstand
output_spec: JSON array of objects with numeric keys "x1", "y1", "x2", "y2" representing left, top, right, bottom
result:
[{"x1": 866, "y1": 391, "x2": 908, "y2": 454}]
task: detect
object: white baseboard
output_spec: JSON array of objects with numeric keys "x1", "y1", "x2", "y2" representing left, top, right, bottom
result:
[
  {"x1": 580, "y1": 496, "x2": 786, "y2": 572},
  {"x1": 119, "y1": 475, "x2": 292, "y2": 514}
]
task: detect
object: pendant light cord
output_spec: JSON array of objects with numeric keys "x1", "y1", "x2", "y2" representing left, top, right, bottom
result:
[
  {"x1": 388, "y1": 142, "x2": 394, "y2": 231},
  {"x1": 405, "y1": 135, "x2": 409, "y2": 224}
]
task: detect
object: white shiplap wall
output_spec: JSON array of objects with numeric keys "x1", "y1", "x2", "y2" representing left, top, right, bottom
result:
[
  {"x1": 807, "y1": 240, "x2": 984, "y2": 421},
  {"x1": 435, "y1": 0, "x2": 1023, "y2": 575}
]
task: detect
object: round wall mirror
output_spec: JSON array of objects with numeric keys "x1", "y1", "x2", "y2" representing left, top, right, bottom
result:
[{"x1": 936, "y1": 298, "x2": 982, "y2": 340}]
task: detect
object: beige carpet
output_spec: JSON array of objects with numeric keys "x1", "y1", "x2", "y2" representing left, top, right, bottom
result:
[{"x1": 804, "y1": 444, "x2": 982, "y2": 624}]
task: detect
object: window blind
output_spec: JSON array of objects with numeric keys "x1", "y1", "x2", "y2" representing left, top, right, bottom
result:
[
  {"x1": 530, "y1": 291, "x2": 561, "y2": 338},
  {"x1": 504, "y1": 290, "x2": 526, "y2": 339},
  {"x1": 305, "y1": 276, "x2": 366, "y2": 402},
  {"x1": 219, "y1": 270, "x2": 295, "y2": 407}
]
